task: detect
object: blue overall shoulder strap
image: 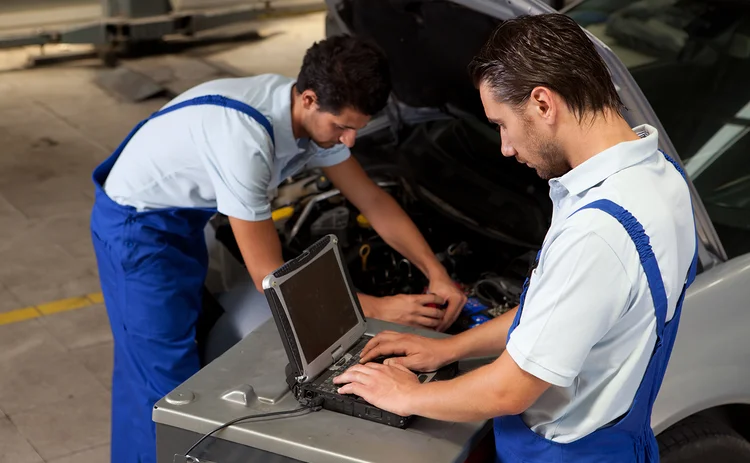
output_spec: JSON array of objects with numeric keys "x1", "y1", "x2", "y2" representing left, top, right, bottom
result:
[
  {"x1": 660, "y1": 150, "x2": 699, "y2": 287},
  {"x1": 506, "y1": 249, "x2": 542, "y2": 344},
  {"x1": 149, "y1": 94, "x2": 275, "y2": 146},
  {"x1": 572, "y1": 200, "x2": 669, "y2": 342},
  {"x1": 92, "y1": 94, "x2": 275, "y2": 189}
]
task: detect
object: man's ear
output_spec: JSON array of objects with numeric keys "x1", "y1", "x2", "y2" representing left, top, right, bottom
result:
[
  {"x1": 529, "y1": 86, "x2": 556, "y2": 125},
  {"x1": 301, "y1": 89, "x2": 318, "y2": 110}
]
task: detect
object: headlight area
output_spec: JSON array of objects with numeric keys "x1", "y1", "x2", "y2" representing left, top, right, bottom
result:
[{"x1": 210, "y1": 168, "x2": 538, "y2": 334}]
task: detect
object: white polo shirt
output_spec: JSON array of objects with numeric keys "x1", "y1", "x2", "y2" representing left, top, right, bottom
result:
[
  {"x1": 506, "y1": 124, "x2": 696, "y2": 443},
  {"x1": 103, "y1": 74, "x2": 350, "y2": 221}
]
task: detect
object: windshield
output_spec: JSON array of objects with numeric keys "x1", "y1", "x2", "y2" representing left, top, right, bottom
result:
[{"x1": 567, "y1": 0, "x2": 750, "y2": 259}]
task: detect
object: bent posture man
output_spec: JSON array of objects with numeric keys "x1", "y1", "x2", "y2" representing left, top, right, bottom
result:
[
  {"x1": 334, "y1": 14, "x2": 697, "y2": 462},
  {"x1": 90, "y1": 36, "x2": 465, "y2": 463}
]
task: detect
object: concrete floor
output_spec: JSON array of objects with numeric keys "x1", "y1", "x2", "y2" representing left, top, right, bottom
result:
[{"x1": 0, "y1": 12, "x2": 324, "y2": 462}]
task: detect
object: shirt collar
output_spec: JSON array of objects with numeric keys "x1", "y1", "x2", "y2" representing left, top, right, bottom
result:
[
  {"x1": 553, "y1": 124, "x2": 659, "y2": 196},
  {"x1": 269, "y1": 80, "x2": 307, "y2": 158}
]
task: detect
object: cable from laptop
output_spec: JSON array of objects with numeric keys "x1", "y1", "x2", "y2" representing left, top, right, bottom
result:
[{"x1": 180, "y1": 397, "x2": 324, "y2": 462}]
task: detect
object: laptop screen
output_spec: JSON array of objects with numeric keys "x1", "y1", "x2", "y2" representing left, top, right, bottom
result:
[{"x1": 279, "y1": 248, "x2": 359, "y2": 362}]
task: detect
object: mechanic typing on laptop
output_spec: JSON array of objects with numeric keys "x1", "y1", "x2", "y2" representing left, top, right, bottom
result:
[
  {"x1": 262, "y1": 234, "x2": 457, "y2": 428},
  {"x1": 332, "y1": 14, "x2": 697, "y2": 463}
]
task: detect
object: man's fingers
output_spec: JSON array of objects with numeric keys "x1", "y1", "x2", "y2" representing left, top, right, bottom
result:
[
  {"x1": 360, "y1": 338, "x2": 381, "y2": 359},
  {"x1": 391, "y1": 362, "x2": 412, "y2": 374},
  {"x1": 361, "y1": 332, "x2": 396, "y2": 359},
  {"x1": 337, "y1": 382, "x2": 365, "y2": 396},
  {"x1": 382, "y1": 359, "x2": 416, "y2": 374},
  {"x1": 415, "y1": 306, "x2": 443, "y2": 319},
  {"x1": 361, "y1": 331, "x2": 402, "y2": 357},
  {"x1": 383, "y1": 357, "x2": 408, "y2": 368},
  {"x1": 438, "y1": 298, "x2": 463, "y2": 331},
  {"x1": 343, "y1": 364, "x2": 375, "y2": 377},
  {"x1": 412, "y1": 293, "x2": 445, "y2": 306},
  {"x1": 360, "y1": 342, "x2": 404, "y2": 363},
  {"x1": 333, "y1": 367, "x2": 372, "y2": 385},
  {"x1": 413, "y1": 316, "x2": 440, "y2": 329},
  {"x1": 362, "y1": 361, "x2": 387, "y2": 370},
  {"x1": 383, "y1": 357, "x2": 423, "y2": 372}
]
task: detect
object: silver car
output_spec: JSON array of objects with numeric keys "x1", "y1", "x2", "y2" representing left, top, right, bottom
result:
[{"x1": 204, "y1": 0, "x2": 750, "y2": 461}]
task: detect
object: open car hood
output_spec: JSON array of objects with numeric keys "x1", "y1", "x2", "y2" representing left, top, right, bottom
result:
[
  {"x1": 324, "y1": 0, "x2": 726, "y2": 259},
  {"x1": 327, "y1": 0, "x2": 562, "y2": 247},
  {"x1": 327, "y1": 0, "x2": 557, "y2": 119}
]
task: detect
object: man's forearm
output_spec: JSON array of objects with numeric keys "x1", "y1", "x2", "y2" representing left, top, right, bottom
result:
[
  {"x1": 445, "y1": 307, "x2": 518, "y2": 361},
  {"x1": 364, "y1": 190, "x2": 444, "y2": 279},
  {"x1": 229, "y1": 216, "x2": 286, "y2": 292},
  {"x1": 407, "y1": 354, "x2": 527, "y2": 422}
]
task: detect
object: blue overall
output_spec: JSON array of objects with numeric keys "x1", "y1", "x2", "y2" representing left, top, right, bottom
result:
[
  {"x1": 90, "y1": 96, "x2": 274, "y2": 463},
  {"x1": 494, "y1": 152, "x2": 698, "y2": 463}
]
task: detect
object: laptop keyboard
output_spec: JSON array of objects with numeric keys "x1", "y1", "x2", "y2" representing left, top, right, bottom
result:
[
  {"x1": 312, "y1": 337, "x2": 433, "y2": 397},
  {"x1": 315, "y1": 338, "x2": 371, "y2": 394}
]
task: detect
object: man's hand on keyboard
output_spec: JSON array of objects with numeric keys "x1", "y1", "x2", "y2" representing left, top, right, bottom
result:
[
  {"x1": 359, "y1": 331, "x2": 453, "y2": 372},
  {"x1": 333, "y1": 363, "x2": 420, "y2": 417}
]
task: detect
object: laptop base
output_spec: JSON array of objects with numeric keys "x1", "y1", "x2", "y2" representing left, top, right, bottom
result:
[{"x1": 287, "y1": 361, "x2": 459, "y2": 429}]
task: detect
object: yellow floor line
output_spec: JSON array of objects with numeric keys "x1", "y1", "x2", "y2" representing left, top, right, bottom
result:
[
  {"x1": 37, "y1": 295, "x2": 92, "y2": 315},
  {"x1": 0, "y1": 291, "x2": 104, "y2": 326},
  {"x1": 87, "y1": 292, "x2": 105, "y2": 304},
  {"x1": 0, "y1": 307, "x2": 42, "y2": 325}
]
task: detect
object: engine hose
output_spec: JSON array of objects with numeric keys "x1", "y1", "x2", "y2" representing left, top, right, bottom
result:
[
  {"x1": 286, "y1": 180, "x2": 397, "y2": 245},
  {"x1": 354, "y1": 161, "x2": 541, "y2": 249},
  {"x1": 474, "y1": 278, "x2": 523, "y2": 307}
]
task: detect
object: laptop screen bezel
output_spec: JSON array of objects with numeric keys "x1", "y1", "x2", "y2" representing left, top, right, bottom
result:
[{"x1": 262, "y1": 236, "x2": 367, "y2": 382}]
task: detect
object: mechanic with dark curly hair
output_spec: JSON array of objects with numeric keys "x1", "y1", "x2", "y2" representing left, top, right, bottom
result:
[{"x1": 90, "y1": 36, "x2": 466, "y2": 463}]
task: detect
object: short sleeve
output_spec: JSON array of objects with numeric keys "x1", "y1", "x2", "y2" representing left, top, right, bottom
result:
[
  {"x1": 199, "y1": 110, "x2": 275, "y2": 222},
  {"x1": 506, "y1": 217, "x2": 633, "y2": 387},
  {"x1": 305, "y1": 144, "x2": 351, "y2": 169}
]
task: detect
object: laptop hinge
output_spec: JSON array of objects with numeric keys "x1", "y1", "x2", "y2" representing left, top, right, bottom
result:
[{"x1": 331, "y1": 345, "x2": 345, "y2": 362}]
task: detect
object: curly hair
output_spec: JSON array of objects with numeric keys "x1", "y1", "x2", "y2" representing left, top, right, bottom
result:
[{"x1": 297, "y1": 35, "x2": 392, "y2": 116}]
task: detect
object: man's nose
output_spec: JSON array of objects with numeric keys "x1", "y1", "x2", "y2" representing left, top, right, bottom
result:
[
  {"x1": 501, "y1": 139, "x2": 517, "y2": 157},
  {"x1": 340, "y1": 129, "x2": 356, "y2": 148}
]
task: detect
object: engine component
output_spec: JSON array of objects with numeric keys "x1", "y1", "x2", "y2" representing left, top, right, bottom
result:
[
  {"x1": 473, "y1": 277, "x2": 523, "y2": 312},
  {"x1": 272, "y1": 206, "x2": 295, "y2": 222},
  {"x1": 356, "y1": 214, "x2": 372, "y2": 229},
  {"x1": 286, "y1": 180, "x2": 397, "y2": 245},
  {"x1": 310, "y1": 206, "x2": 350, "y2": 247},
  {"x1": 398, "y1": 259, "x2": 412, "y2": 278},
  {"x1": 213, "y1": 162, "x2": 531, "y2": 336},
  {"x1": 271, "y1": 173, "x2": 322, "y2": 209},
  {"x1": 287, "y1": 189, "x2": 343, "y2": 245},
  {"x1": 461, "y1": 297, "x2": 488, "y2": 316},
  {"x1": 315, "y1": 174, "x2": 333, "y2": 191},
  {"x1": 469, "y1": 314, "x2": 491, "y2": 329},
  {"x1": 266, "y1": 171, "x2": 528, "y2": 331},
  {"x1": 448, "y1": 275, "x2": 524, "y2": 333},
  {"x1": 359, "y1": 244, "x2": 371, "y2": 272},
  {"x1": 435, "y1": 241, "x2": 472, "y2": 279}
]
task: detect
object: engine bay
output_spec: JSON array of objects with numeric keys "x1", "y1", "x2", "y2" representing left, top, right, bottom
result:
[{"x1": 213, "y1": 163, "x2": 540, "y2": 334}]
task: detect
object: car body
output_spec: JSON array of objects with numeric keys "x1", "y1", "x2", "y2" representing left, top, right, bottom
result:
[{"x1": 205, "y1": 0, "x2": 750, "y2": 459}]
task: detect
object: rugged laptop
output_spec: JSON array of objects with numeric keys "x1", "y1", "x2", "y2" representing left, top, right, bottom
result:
[{"x1": 262, "y1": 234, "x2": 457, "y2": 428}]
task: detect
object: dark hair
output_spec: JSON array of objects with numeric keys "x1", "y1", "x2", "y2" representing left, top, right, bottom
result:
[
  {"x1": 468, "y1": 14, "x2": 624, "y2": 121},
  {"x1": 297, "y1": 36, "x2": 391, "y2": 116}
]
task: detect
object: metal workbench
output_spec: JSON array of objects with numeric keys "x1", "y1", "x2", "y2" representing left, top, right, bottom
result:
[{"x1": 154, "y1": 317, "x2": 493, "y2": 463}]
